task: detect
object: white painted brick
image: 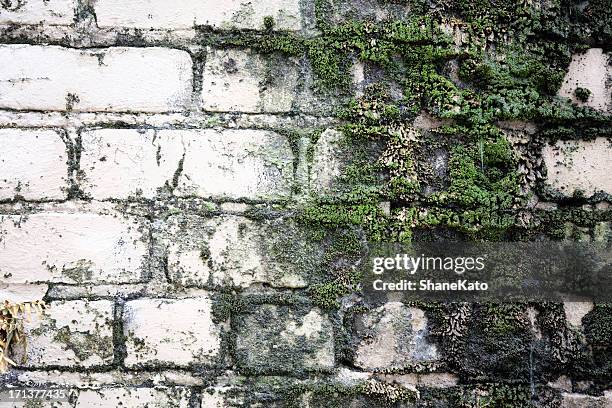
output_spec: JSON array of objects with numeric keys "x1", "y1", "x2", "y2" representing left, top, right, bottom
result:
[
  {"x1": 0, "y1": 212, "x2": 148, "y2": 284},
  {"x1": 0, "y1": 0, "x2": 75, "y2": 26},
  {"x1": 21, "y1": 300, "x2": 114, "y2": 368},
  {"x1": 75, "y1": 387, "x2": 191, "y2": 408},
  {"x1": 0, "y1": 129, "x2": 67, "y2": 200},
  {"x1": 167, "y1": 215, "x2": 307, "y2": 288},
  {"x1": 559, "y1": 48, "x2": 612, "y2": 113},
  {"x1": 95, "y1": 0, "x2": 302, "y2": 31},
  {"x1": 201, "y1": 48, "x2": 298, "y2": 113},
  {"x1": 542, "y1": 137, "x2": 612, "y2": 197},
  {"x1": 80, "y1": 128, "x2": 293, "y2": 200},
  {"x1": 177, "y1": 129, "x2": 294, "y2": 199},
  {"x1": 80, "y1": 129, "x2": 184, "y2": 200},
  {"x1": 123, "y1": 297, "x2": 221, "y2": 367},
  {"x1": 0, "y1": 45, "x2": 192, "y2": 113}
]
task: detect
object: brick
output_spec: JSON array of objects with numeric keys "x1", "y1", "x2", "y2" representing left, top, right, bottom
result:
[
  {"x1": 123, "y1": 297, "x2": 221, "y2": 367},
  {"x1": 176, "y1": 129, "x2": 294, "y2": 199},
  {"x1": 75, "y1": 387, "x2": 191, "y2": 408},
  {"x1": 166, "y1": 215, "x2": 310, "y2": 289},
  {"x1": 0, "y1": 0, "x2": 75, "y2": 26},
  {"x1": 80, "y1": 128, "x2": 294, "y2": 200},
  {"x1": 0, "y1": 129, "x2": 68, "y2": 200},
  {"x1": 310, "y1": 129, "x2": 345, "y2": 194},
  {"x1": 0, "y1": 45, "x2": 192, "y2": 113},
  {"x1": 201, "y1": 48, "x2": 298, "y2": 113},
  {"x1": 542, "y1": 137, "x2": 612, "y2": 197},
  {"x1": 558, "y1": 48, "x2": 612, "y2": 113},
  {"x1": 21, "y1": 300, "x2": 114, "y2": 368},
  {"x1": 560, "y1": 393, "x2": 611, "y2": 408},
  {"x1": 0, "y1": 212, "x2": 149, "y2": 284},
  {"x1": 235, "y1": 305, "x2": 334, "y2": 373},
  {"x1": 80, "y1": 129, "x2": 183, "y2": 200},
  {"x1": 94, "y1": 0, "x2": 302, "y2": 31},
  {"x1": 352, "y1": 302, "x2": 438, "y2": 371}
]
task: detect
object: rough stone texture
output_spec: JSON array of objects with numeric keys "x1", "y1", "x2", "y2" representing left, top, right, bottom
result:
[
  {"x1": 558, "y1": 48, "x2": 612, "y2": 113},
  {"x1": 310, "y1": 128, "x2": 344, "y2": 194},
  {"x1": 564, "y1": 302, "x2": 594, "y2": 327},
  {"x1": 75, "y1": 387, "x2": 191, "y2": 407},
  {"x1": 201, "y1": 48, "x2": 299, "y2": 113},
  {"x1": 165, "y1": 215, "x2": 314, "y2": 289},
  {"x1": 235, "y1": 305, "x2": 335, "y2": 373},
  {"x1": 0, "y1": 45, "x2": 192, "y2": 112},
  {"x1": 123, "y1": 297, "x2": 221, "y2": 368},
  {"x1": 0, "y1": 128, "x2": 68, "y2": 200},
  {"x1": 95, "y1": 0, "x2": 303, "y2": 31},
  {"x1": 0, "y1": 211, "x2": 149, "y2": 284},
  {"x1": 352, "y1": 303, "x2": 438, "y2": 371},
  {"x1": 560, "y1": 392, "x2": 612, "y2": 408},
  {"x1": 20, "y1": 300, "x2": 114, "y2": 368},
  {"x1": 542, "y1": 137, "x2": 612, "y2": 197},
  {"x1": 0, "y1": 0, "x2": 75, "y2": 25}
]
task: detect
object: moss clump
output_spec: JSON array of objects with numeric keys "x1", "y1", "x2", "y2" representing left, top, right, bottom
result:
[{"x1": 574, "y1": 87, "x2": 591, "y2": 102}]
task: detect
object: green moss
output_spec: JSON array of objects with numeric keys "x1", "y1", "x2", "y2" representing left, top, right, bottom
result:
[{"x1": 574, "y1": 87, "x2": 591, "y2": 102}]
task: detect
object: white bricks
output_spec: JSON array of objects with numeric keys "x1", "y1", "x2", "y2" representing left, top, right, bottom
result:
[
  {"x1": 23, "y1": 300, "x2": 114, "y2": 368},
  {"x1": 176, "y1": 129, "x2": 294, "y2": 199},
  {"x1": 559, "y1": 48, "x2": 612, "y2": 113},
  {"x1": 75, "y1": 388, "x2": 191, "y2": 408},
  {"x1": 95, "y1": 0, "x2": 302, "y2": 31},
  {"x1": 201, "y1": 48, "x2": 299, "y2": 113},
  {"x1": 123, "y1": 297, "x2": 221, "y2": 367},
  {"x1": 80, "y1": 129, "x2": 184, "y2": 200},
  {"x1": 0, "y1": 0, "x2": 75, "y2": 26},
  {"x1": 80, "y1": 128, "x2": 294, "y2": 200},
  {"x1": 542, "y1": 137, "x2": 612, "y2": 197},
  {"x1": 0, "y1": 45, "x2": 192, "y2": 113},
  {"x1": 167, "y1": 215, "x2": 307, "y2": 288},
  {"x1": 0, "y1": 128, "x2": 67, "y2": 200},
  {"x1": 0, "y1": 211, "x2": 148, "y2": 284}
]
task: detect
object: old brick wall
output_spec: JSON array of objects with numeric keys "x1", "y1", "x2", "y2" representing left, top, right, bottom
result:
[{"x1": 0, "y1": 0, "x2": 611, "y2": 407}]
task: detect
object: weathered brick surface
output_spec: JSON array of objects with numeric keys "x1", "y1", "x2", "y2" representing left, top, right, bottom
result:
[
  {"x1": 80, "y1": 128, "x2": 294, "y2": 200},
  {"x1": 0, "y1": 128, "x2": 68, "y2": 200},
  {"x1": 0, "y1": 211, "x2": 149, "y2": 284},
  {"x1": 0, "y1": 0, "x2": 75, "y2": 25},
  {"x1": 352, "y1": 302, "x2": 438, "y2": 371},
  {"x1": 201, "y1": 48, "x2": 299, "y2": 113},
  {"x1": 0, "y1": 0, "x2": 610, "y2": 404},
  {"x1": 166, "y1": 215, "x2": 314, "y2": 289},
  {"x1": 175, "y1": 129, "x2": 295, "y2": 200},
  {"x1": 123, "y1": 297, "x2": 221, "y2": 367},
  {"x1": 21, "y1": 300, "x2": 114, "y2": 368},
  {"x1": 560, "y1": 392, "x2": 612, "y2": 408},
  {"x1": 235, "y1": 305, "x2": 334, "y2": 373},
  {"x1": 95, "y1": 0, "x2": 303, "y2": 31},
  {"x1": 558, "y1": 48, "x2": 612, "y2": 113},
  {"x1": 0, "y1": 45, "x2": 192, "y2": 112},
  {"x1": 542, "y1": 137, "x2": 612, "y2": 197}
]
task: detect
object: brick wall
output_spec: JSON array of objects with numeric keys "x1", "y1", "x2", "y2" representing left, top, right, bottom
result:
[{"x1": 0, "y1": 1, "x2": 611, "y2": 407}]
